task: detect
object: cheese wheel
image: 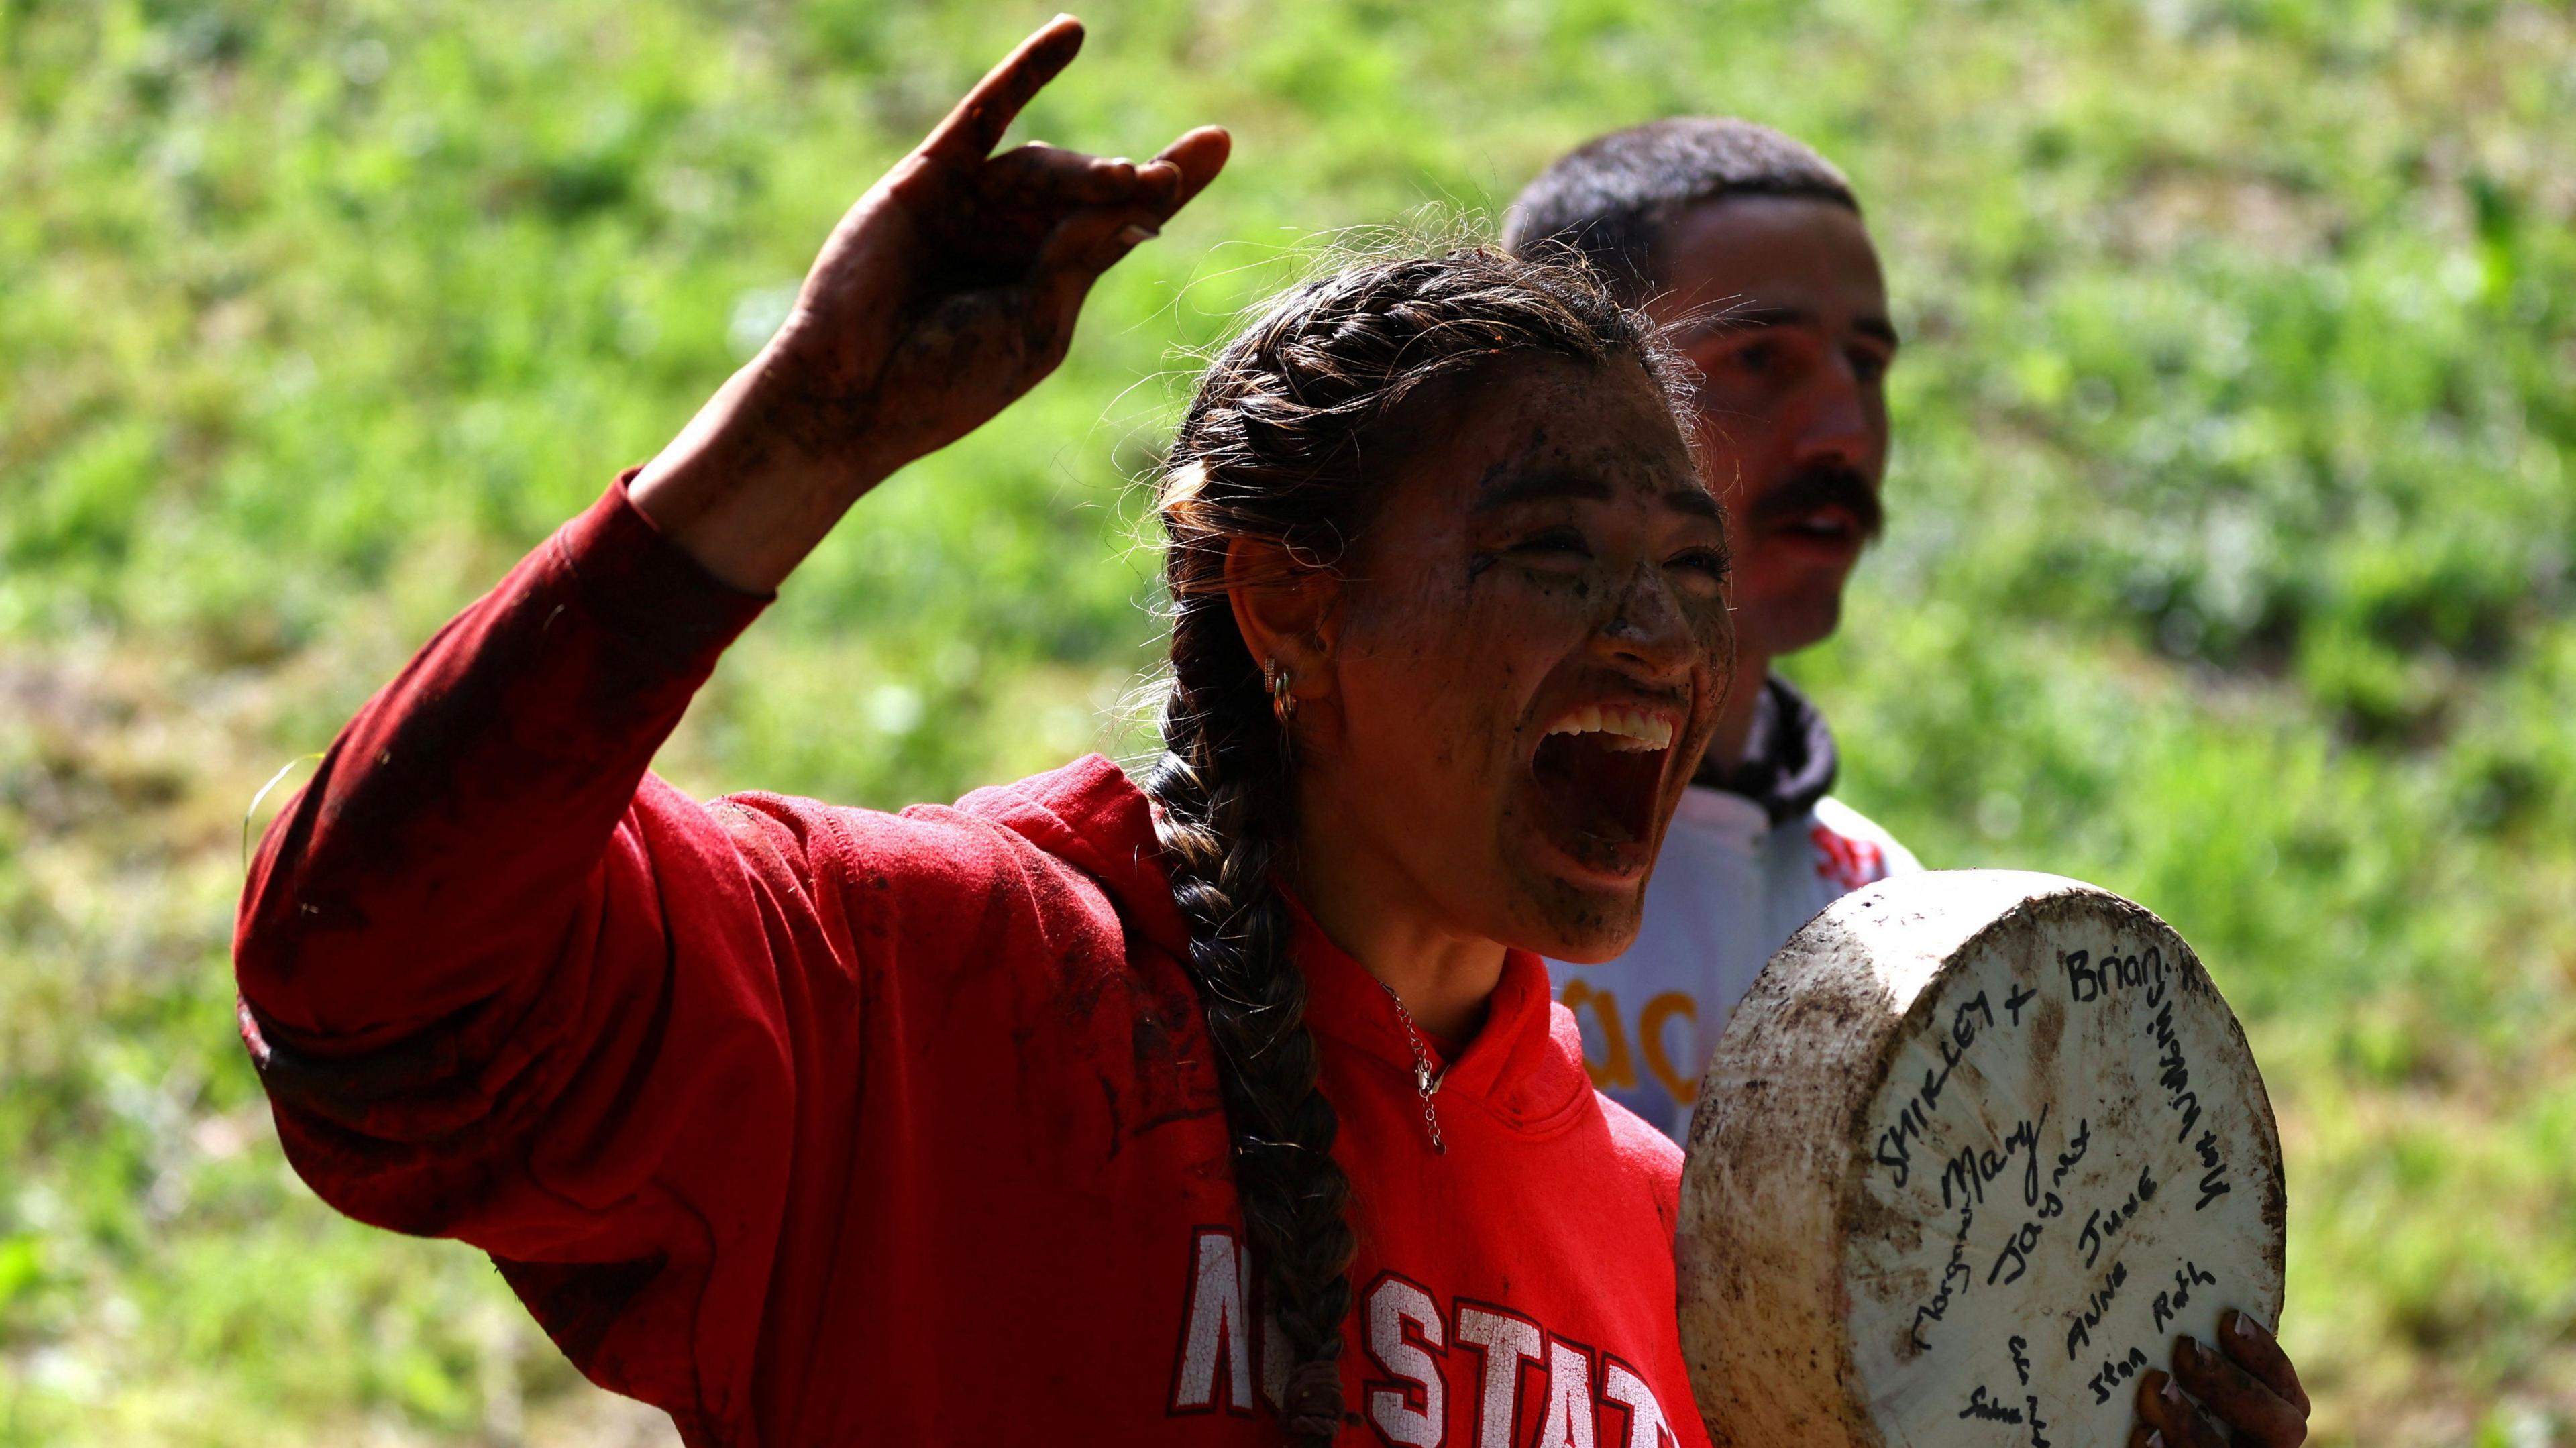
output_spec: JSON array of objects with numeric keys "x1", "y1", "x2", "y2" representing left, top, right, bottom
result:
[{"x1": 1677, "y1": 871, "x2": 2285, "y2": 1447}]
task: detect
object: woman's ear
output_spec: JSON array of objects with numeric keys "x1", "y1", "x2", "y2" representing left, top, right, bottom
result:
[{"x1": 1224, "y1": 537, "x2": 1340, "y2": 714}]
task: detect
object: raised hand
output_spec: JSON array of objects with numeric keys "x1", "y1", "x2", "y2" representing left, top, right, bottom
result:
[
  {"x1": 631, "y1": 15, "x2": 1229, "y2": 590},
  {"x1": 2130, "y1": 1310, "x2": 2310, "y2": 1447}
]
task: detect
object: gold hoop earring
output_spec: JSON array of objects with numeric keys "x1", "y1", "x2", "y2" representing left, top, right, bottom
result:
[{"x1": 1265, "y1": 657, "x2": 1298, "y2": 724}]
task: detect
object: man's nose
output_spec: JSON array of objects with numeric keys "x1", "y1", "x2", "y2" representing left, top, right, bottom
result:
[{"x1": 1791, "y1": 364, "x2": 1872, "y2": 473}]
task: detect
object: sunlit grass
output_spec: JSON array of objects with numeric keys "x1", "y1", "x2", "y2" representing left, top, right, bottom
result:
[{"x1": 3, "y1": 0, "x2": 2571, "y2": 1442}]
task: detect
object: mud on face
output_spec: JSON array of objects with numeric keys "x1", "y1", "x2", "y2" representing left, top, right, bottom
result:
[{"x1": 1290, "y1": 353, "x2": 1734, "y2": 964}]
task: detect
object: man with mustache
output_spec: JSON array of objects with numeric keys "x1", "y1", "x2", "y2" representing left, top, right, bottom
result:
[{"x1": 1508, "y1": 119, "x2": 1918, "y2": 1140}]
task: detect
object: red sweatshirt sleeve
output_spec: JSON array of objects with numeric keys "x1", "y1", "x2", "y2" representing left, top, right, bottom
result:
[{"x1": 233, "y1": 480, "x2": 802, "y2": 1433}]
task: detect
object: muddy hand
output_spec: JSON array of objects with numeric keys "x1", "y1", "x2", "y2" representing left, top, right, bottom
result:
[
  {"x1": 2127, "y1": 1309, "x2": 2310, "y2": 1447},
  {"x1": 631, "y1": 15, "x2": 1230, "y2": 591},
  {"x1": 771, "y1": 15, "x2": 1228, "y2": 476}
]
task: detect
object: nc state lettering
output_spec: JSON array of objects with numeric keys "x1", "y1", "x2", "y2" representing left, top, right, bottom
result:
[{"x1": 1169, "y1": 1229, "x2": 1679, "y2": 1448}]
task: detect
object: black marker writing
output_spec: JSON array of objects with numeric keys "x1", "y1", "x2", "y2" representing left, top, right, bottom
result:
[
  {"x1": 2064, "y1": 1258, "x2": 2128, "y2": 1360},
  {"x1": 2079, "y1": 1163, "x2": 2159, "y2": 1269},
  {"x1": 1988, "y1": 1218, "x2": 2045, "y2": 1286},
  {"x1": 1906, "y1": 1206, "x2": 1977, "y2": 1353},
  {"x1": 2005, "y1": 981, "x2": 2038, "y2": 1025},
  {"x1": 2051, "y1": 1118, "x2": 2091, "y2": 1190},
  {"x1": 2151, "y1": 1259, "x2": 2219, "y2": 1334},
  {"x1": 2150, "y1": 997, "x2": 2203, "y2": 1141},
  {"x1": 2061, "y1": 945, "x2": 2163, "y2": 1004},
  {"x1": 2192, "y1": 1129, "x2": 2232, "y2": 1211},
  {"x1": 1943, "y1": 1107, "x2": 2049, "y2": 1213},
  {"x1": 1876, "y1": 991, "x2": 2000, "y2": 1188},
  {"x1": 2086, "y1": 1346, "x2": 2151, "y2": 1404},
  {"x1": 1960, "y1": 1386, "x2": 2024, "y2": 1424}
]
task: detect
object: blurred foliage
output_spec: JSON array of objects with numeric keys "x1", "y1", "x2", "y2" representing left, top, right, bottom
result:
[{"x1": 2, "y1": 0, "x2": 2571, "y2": 1443}]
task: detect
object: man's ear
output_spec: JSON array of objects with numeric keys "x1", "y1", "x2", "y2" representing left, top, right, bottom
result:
[{"x1": 1224, "y1": 536, "x2": 1340, "y2": 711}]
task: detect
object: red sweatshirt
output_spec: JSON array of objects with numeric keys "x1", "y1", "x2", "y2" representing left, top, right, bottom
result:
[{"x1": 233, "y1": 481, "x2": 1713, "y2": 1448}]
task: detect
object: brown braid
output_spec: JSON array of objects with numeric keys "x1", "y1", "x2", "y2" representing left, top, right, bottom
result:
[{"x1": 1142, "y1": 247, "x2": 1688, "y2": 1445}]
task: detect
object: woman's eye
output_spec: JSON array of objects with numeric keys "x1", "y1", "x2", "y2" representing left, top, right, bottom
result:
[
  {"x1": 1668, "y1": 548, "x2": 1730, "y2": 594},
  {"x1": 1851, "y1": 349, "x2": 1889, "y2": 384},
  {"x1": 1733, "y1": 342, "x2": 1776, "y2": 375},
  {"x1": 1509, "y1": 529, "x2": 1593, "y2": 567}
]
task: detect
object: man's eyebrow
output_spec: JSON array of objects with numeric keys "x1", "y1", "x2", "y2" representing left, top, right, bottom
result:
[
  {"x1": 1474, "y1": 468, "x2": 1613, "y2": 512},
  {"x1": 1683, "y1": 304, "x2": 1902, "y2": 349},
  {"x1": 1708, "y1": 304, "x2": 1811, "y2": 332}
]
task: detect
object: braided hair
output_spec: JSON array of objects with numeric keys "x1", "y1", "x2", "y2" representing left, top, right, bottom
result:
[{"x1": 1142, "y1": 248, "x2": 1688, "y2": 1444}]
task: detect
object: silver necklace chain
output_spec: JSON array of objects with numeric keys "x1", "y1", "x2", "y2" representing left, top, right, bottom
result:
[{"x1": 1375, "y1": 980, "x2": 1448, "y2": 1154}]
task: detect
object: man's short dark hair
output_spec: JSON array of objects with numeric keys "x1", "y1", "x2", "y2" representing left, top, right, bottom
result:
[{"x1": 1503, "y1": 117, "x2": 1859, "y2": 306}]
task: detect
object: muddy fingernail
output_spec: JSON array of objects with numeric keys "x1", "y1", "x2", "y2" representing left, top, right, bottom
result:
[
  {"x1": 2229, "y1": 1309, "x2": 2269, "y2": 1341},
  {"x1": 2160, "y1": 1375, "x2": 2190, "y2": 1410},
  {"x1": 2146, "y1": 1434, "x2": 2166, "y2": 1448},
  {"x1": 1117, "y1": 224, "x2": 1159, "y2": 246}
]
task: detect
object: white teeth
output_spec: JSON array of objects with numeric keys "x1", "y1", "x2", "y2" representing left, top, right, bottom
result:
[{"x1": 1543, "y1": 704, "x2": 1675, "y2": 752}]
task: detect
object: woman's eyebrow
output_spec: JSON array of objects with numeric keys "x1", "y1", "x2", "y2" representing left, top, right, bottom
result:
[
  {"x1": 1473, "y1": 467, "x2": 1723, "y2": 523},
  {"x1": 1663, "y1": 486, "x2": 1724, "y2": 522},
  {"x1": 1473, "y1": 467, "x2": 1612, "y2": 513}
]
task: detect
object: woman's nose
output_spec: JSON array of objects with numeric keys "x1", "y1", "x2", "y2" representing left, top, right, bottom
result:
[{"x1": 1592, "y1": 563, "x2": 1705, "y2": 681}]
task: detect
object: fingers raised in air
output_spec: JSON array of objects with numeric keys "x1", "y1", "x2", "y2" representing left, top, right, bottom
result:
[
  {"x1": 924, "y1": 15, "x2": 1088, "y2": 164},
  {"x1": 1030, "y1": 126, "x2": 1231, "y2": 280},
  {"x1": 902, "y1": 17, "x2": 1231, "y2": 290}
]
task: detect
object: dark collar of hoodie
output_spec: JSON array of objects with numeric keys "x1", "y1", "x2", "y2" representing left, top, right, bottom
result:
[{"x1": 1692, "y1": 672, "x2": 1839, "y2": 828}]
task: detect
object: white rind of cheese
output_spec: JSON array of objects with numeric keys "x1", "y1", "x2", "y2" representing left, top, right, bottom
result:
[{"x1": 1678, "y1": 870, "x2": 2286, "y2": 1447}]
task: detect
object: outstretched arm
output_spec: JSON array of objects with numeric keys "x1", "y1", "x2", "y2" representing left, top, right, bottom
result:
[
  {"x1": 241, "y1": 12, "x2": 1225, "y2": 1050},
  {"x1": 629, "y1": 15, "x2": 1228, "y2": 590},
  {"x1": 233, "y1": 18, "x2": 1222, "y2": 1424}
]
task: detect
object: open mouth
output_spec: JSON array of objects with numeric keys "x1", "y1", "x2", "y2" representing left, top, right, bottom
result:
[
  {"x1": 1778, "y1": 504, "x2": 1862, "y2": 541},
  {"x1": 1760, "y1": 502, "x2": 1874, "y2": 560},
  {"x1": 1529, "y1": 702, "x2": 1678, "y2": 871}
]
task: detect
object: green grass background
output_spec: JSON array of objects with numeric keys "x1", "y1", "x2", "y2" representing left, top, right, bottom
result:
[{"x1": 3, "y1": 0, "x2": 2572, "y2": 1442}]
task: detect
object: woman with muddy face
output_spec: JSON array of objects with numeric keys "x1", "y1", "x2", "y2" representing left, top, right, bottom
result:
[{"x1": 233, "y1": 19, "x2": 2303, "y2": 1448}]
